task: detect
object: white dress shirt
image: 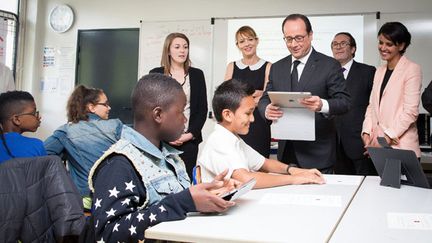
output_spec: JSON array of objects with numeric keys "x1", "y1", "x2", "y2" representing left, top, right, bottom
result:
[
  {"x1": 291, "y1": 48, "x2": 329, "y2": 113},
  {"x1": 342, "y1": 59, "x2": 354, "y2": 80}
]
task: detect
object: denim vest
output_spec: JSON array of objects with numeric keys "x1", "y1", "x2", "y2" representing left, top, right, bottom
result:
[{"x1": 89, "y1": 131, "x2": 190, "y2": 208}]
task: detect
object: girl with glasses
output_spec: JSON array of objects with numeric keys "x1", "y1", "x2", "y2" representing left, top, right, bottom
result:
[{"x1": 44, "y1": 85, "x2": 125, "y2": 210}]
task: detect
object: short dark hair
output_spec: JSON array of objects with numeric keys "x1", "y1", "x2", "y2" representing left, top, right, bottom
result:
[
  {"x1": 334, "y1": 32, "x2": 357, "y2": 58},
  {"x1": 132, "y1": 73, "x2": 184, "y2": 121},
  {"x1": 212, "y1": 79, "x2": 255, "y2": 122},
  {"x1": 378, "y1": 22, "x2": 411, "y2": 54},
  {"x1": 0, "y1": 91, "x2": 35, "y2": 124},
  {"x1": 0, "y1": 91, "x2": 35, "y2": 158},
  {"x1": 282, "y1": 14, "x2": 312, "y2": 34}
]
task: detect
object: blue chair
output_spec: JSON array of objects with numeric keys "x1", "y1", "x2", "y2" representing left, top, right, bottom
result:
[{"x1": 192, "y1": 165, "x2": 202, "y2": 185}]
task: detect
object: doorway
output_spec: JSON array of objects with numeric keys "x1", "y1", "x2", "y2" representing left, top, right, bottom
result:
[{"x1": 76, "y1": 28, "x2": 139, "y2": 125}]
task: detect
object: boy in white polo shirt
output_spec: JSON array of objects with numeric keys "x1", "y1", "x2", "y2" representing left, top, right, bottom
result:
[{"x1": 198, "y1": 79, "x2": 325, "y2": 188}]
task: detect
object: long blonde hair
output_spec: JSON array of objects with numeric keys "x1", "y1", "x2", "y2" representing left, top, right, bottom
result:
[{"x1": 160, "y1": 32, "x2": 191, "y2": 75}]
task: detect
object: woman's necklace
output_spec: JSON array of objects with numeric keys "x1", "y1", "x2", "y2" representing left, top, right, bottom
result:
[{"x1": 169, "y1": 71, "x2": 188, "y2": 86}]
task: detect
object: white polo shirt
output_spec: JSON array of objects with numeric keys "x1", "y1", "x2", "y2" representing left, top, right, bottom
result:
[{"x1": 198, "y1": 124, "x2": 265, "y2": 183}]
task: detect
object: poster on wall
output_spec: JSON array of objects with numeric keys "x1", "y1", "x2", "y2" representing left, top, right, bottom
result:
[
  {"x1": 43, "y1": 47, "x2": 56, "y2": 67},
  {"x1": 0, "y1": 18, "x2": 7, "y2": 64},
  {"x1": 41, "y1": 45, "x2": 75, "y2": 94}
]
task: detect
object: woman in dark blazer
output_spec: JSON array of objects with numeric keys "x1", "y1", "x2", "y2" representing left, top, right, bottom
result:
[{"x1": 150, "y1": 32, "x2": 207, "y2": 179}]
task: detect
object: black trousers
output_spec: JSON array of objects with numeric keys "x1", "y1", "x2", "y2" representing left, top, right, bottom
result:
[
  {"x1": 172, "y1": 140, "x2": 199, "y2": 180},
  {"x1": 334, "y1": 141, "x2": 377, "y2": 176}
]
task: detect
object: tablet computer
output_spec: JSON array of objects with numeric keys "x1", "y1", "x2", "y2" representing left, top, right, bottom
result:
[
  {"x1": 367, "y1": 147, "x2": 431, "y2": 189},
  {"x1": 268, "y1": 91, "x2": 312, "y2": 108},
  {"x1": 220, "y1": 178, "x2": 257, "y2": 201}
]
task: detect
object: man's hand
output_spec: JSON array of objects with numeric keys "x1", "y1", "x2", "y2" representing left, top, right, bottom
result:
[
  {"x1": 299, "y1": 95, "x2": 323, "y2": 112},
  {"x1": 208, "y1": 169, "x2": 242, "y2": 196},
  {"x1": 265, "y1": 104, "x2": 283, "y2": 121}
]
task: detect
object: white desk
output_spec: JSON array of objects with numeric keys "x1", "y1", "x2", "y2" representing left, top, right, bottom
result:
[
  {"x1": 330, "y1": 176, "x2": 432, "y2": 243},
  {"x1": 145, "y1": 175, "x2": 363, "y2": 243}
]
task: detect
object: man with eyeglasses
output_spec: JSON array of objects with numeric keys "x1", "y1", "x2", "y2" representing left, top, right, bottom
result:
[
  {"x1": 331, "y1": 32, "x2": 377, "y2": 176},
  {"x1": 258, "y1": 14, "x2": 350, "y2": 174}
]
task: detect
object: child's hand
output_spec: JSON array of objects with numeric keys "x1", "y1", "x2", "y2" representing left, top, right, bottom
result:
[
  {"x1": 208, "y1": 169, "x2": 242, "y2": 196},
  {"x1": 189, "y1": 180, "x2": 235, "y2": 213},
  {"x1": 290, "y1": 168, "x2": 325, "y2": 185}
]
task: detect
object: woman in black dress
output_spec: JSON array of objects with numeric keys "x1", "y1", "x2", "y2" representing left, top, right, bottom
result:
[{"x1": 224, "y1": 26, "x2": 272, "y2": 157}]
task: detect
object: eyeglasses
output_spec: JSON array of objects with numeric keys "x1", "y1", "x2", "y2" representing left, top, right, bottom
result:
[
  {"x1": 16, "y1": 110, "x2": 40, "y2": 118},
  {"x1": 96, "y1": 101, "x2": 110, "y2": 107},
  {"x1": 331, "y1": 41, "x2": 351, "y2": 49},
  {"x1": 283, "y1": 34, "x2": 308, "y2": 44}
]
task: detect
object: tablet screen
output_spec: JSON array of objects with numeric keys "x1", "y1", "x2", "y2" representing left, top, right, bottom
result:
[
  {"x1": 221, "y1": 178, "x2": 257, "y2": 201},
  {"x1": 268, "y1": 91, "x2": 312, "y2": 108}
]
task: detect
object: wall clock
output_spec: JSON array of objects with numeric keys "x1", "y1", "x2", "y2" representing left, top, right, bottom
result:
[{"x1": 49, "y1": 4, "x2": 74, "y2": 33}]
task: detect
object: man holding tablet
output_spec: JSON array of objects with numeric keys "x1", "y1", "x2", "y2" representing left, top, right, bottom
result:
[{"x1": 258, "y1": 13, "x2": 350, "y2": 173}]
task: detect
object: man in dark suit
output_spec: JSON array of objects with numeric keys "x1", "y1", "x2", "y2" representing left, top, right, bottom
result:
[
  {"x1": 331, "y1": 32, "x2": 377, "y2": 175},
  {"x1": 258, "y1": 14, "x2": 350, "y2": 173}
]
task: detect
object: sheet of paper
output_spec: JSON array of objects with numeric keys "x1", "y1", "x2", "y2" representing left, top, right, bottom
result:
[
  {"x1": 259, "y1": 193, "x2": 341, "y2": 207},
  {"x1": 271, "y1": 107, "x2": 315, "y2": 140},
  {"x1": 40, "y1": 77, "x2": 58, "y2": 92},
  {"x1": 387, "y1": 213, "x2": 432, "y2": 230},
  {"x1": 324, "y1": 175, "x2": 364, "y2": 185}
]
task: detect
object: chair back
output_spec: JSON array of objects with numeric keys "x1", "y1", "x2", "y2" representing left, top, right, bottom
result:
[{"x1": 192, "y1": 165, "x2": 202, "y2": 185}]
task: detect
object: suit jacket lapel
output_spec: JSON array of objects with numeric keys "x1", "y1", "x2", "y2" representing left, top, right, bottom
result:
[
  {"x1": 281, "y1": 56, "x2": 293, "y2": 91},
  {"x1": 381, "y1": 56, "x2": 406, "y2": 98},
  {"x1": 346, "y1": 61, "x2": 359, "y2": 91},
  {"x1": 298, "y1": 49, "x2": 317, "y2": 91},
  {"x1": 375, "y1": 66, "x2": 385, "y2": 113},
  {"x1": 346, "y1": 61, "x2": 357, "y2": 83}
]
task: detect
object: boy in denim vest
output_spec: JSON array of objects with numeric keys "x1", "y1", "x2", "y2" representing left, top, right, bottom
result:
[{"x1": 87, "y1": 74, "x2": 235, "y2": 242}]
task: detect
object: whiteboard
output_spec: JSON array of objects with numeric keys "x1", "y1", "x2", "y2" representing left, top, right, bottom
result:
[
  {"x1": 226, "y1": 16, "x2": 364, "y2": 64},
  {"x1": 138, "y1": 20, "x2": 212, "y2": 87}
]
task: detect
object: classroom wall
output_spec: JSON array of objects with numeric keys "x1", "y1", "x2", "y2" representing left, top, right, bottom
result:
[{"x1": 19, "y1": 0, "x2": 432, "y2": 139}]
